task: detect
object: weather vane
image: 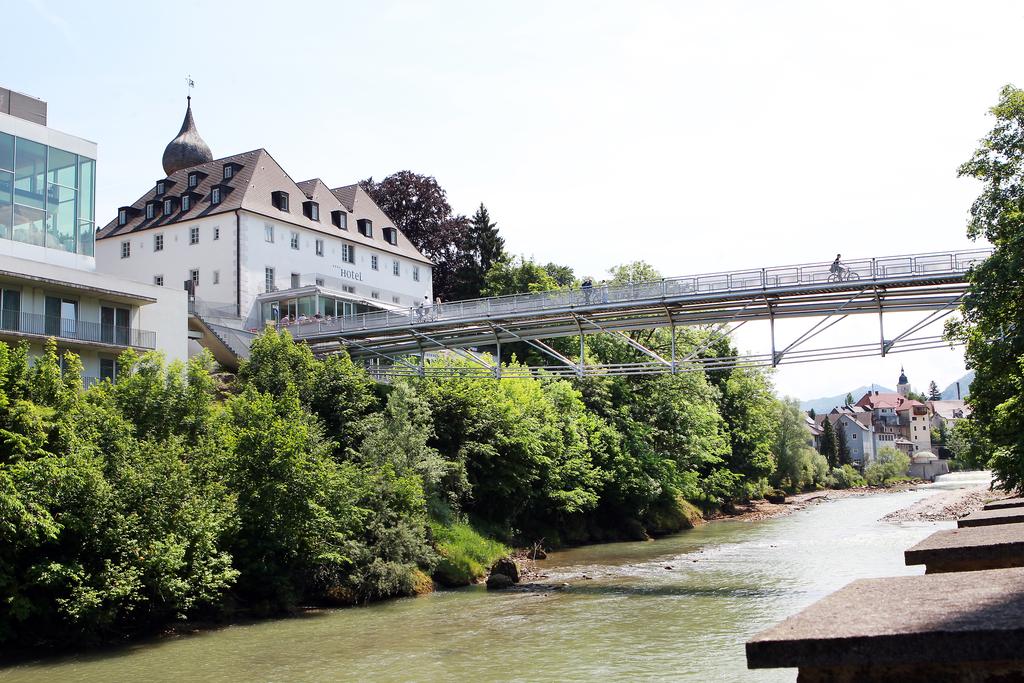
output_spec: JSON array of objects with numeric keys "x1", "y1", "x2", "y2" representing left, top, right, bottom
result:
[{"x1": 187, "y1": 74, "x2": 195, "y2": 101}]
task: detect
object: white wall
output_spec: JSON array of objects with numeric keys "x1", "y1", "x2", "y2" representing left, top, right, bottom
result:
[
  {"x1": 0, "y1": 253, "x2": 188, "y2": 368},
  {"x1": 239, "y1": 211, "x2": 433, "y2": 324}
]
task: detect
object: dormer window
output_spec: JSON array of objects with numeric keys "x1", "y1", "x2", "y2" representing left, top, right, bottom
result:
[
  {"x1": 211, "y1": 186, "x2": 222, "y2": 204},
  {"x1": 163, "y1": 198, "x2": 175, "y2": 216},
  {"x1": 303, "y1": 200, "x2": 320, "y2": 221},
  {"x1": 272, "y1": 191, "x2": 289, "y2": 212},
  {"x1": 156, "y1": 180, "x2": 166, "y2": 196},
  {"x1": 383, "y1": 227, "x2": 398, "y2": 245},
  {"x1": 331, "y1": 210, "x2": 348, "y2": 230},
  {"x1": 188, "y1": 172, "x2": 199, "y2": 188},
  {"x1": 146, "y1": 202, "x2": 156, "y2": 220},
  {"x1": 181, "y1": 194, "x2": 192, "y2": 212},
  {"x1": 118, "y1": 208, "x2": 128, "y2": 226},
  {"x1": 222, "y1": 164, "x2": 234, "y2": 180},
  {"x1": 357, "y1": 219, "x2": 373, "y2": 237}
]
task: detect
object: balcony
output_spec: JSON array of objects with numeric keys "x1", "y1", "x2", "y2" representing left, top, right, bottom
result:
[{"x1": 0, "y1": 311, "x2": 156, "y2": 349}]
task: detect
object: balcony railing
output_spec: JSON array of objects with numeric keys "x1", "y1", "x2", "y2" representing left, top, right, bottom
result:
[
  {"x1": 0, "y1": 311, "x2": 156, "y2": 349},
  {"x1": 286, "y1": 248, "x2": 992, "y2": 339}
]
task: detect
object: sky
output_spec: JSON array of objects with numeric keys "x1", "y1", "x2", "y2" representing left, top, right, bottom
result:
[{"x1": 6, "y1": 0, "x2": 1022, "y2": 401}]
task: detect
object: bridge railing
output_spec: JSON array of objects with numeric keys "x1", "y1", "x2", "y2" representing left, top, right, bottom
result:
[{"x1": 289, "y1": 248, "x2": 990, "y2": 338}]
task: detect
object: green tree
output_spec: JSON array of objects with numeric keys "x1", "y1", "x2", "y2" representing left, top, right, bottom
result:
[
  {"x1": 482, "y1": 255, "x2": 561, "y2": 296},
  {"x1": 450, "y1": 203, "x2": 506, "y2": 300},
  {"x1": 772, "y1": 398, "x2": 828, "y2": 492},
  {"x1": 949, "y1": 85, "x2": 1024, "y2": 492},
  {"x1": 836, "y1": 425, "x2": 852, "y2": 466},
  {"x1": 928, "y1": 380, "x2": 942, "y2": 401},
  {"x1": 845, "y1": 392, "x2": 854, "y2": 406},
  {"x1": 865, "y1": 447, "x2": 910, "y2": 486},
  {"x1": 820, "y1": 418, "x2": 839, "y2": 468},
  {"x1": 543, "y1": 262, "x2": 575, "y2": 288}
]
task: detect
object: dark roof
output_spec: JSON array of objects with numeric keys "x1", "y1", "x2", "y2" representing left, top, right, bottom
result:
[
  {"x1": 162, "y1": 97, "x2": 213, "y2": 175},
  {"x1": 330, "y1": 184, "x2": 357, "y2": 211},
  {"x1": 97, "y1": 149, "x2": 431, "y2": 265}
]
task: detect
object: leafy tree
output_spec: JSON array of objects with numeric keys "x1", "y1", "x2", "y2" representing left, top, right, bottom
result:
[
  {"x1": 716, "y1": 366, "x2": 778, "y2": 494},
  {"x1": 772, "y1": 398, "x2": 828, "y2": 492},
  {"x1": 449, "y1": 204, "x2": 506, "y2": 300},
  {"x1": 836, "y1": 425, "x2": 852, "y2": 466},
  {"x1": 928, "y1": 380, "x2": 942, "y2": 401},
  {"x1": 482, "y1": 255, "x2": 561, "y2": 296},
  {"x1": 543, "y1": 262, "x2": 576, "y2": 288},
  {"x1": 949, "y1": 85, "x2": 1024, "y2": 492},
  {"x1": 865, "y1": 447, "x2": 910, "y2": 486},
  {"x1": 820, "y1": 418, "x2": 839, "y2": 468},
  {"x1": 360, "y1": 171, "x2": 470, "y2": 301},
  {"x1": 845, "y1": 392, "x2": 854, "y2": 406},
  {"x1": 608, "y1": 261, "x2": 661, "y2": 285}
]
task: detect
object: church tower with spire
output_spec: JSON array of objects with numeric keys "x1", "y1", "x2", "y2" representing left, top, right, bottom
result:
[
  {"x1": 161, "y1": 96, "x2": 213, "y2": 175},
  {"x1": 897, "y1": 366, "x2": 910, "y2": 397}
]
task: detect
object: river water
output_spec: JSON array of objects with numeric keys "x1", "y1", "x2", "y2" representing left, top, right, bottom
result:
[{"x1": 2, "y1": 476, "x2": 987, "y2": 683}]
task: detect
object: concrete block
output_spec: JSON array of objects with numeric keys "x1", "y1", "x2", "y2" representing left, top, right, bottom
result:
[
  {"x1": 984, "y1": 497, "x2": 1024, "y2": 511},
  {"x1": 958, "y1": 507, "x2": 1024, "y2": 528},
  {"x1": 905, "y1": 523, "x2": 1024, "y2": 573}
]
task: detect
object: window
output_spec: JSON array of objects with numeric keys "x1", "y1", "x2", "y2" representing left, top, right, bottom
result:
[
  {"x1": 272, "y1": 191, "x2": 289, "y2": 211},
  {"x1": 383, "y1": 227, "x2": 398, "y2": 245},
  {"x1": 190, "y1": 269, "x2": 200, "y2": 289},
  {"x1": 342, "y1": 285, "x2": 355, "y2": 294},
  {"x1": 290, "y1": 231, "x2": 299, "y2": 250},
  {"x1": 100, "y1": 305, "x2": 130, "y2": 345},
  {"x1": 100, "y1": 358, "x2": 119, "y2": 382},
  {"x1": 146, "y1": 203, "x2": 155, "y2": 220},
  {"x1": 342, "y1": 243, "x2": 355, "y2": 263},
  {"x1": 210, "y1": 186, "x2": 221, "y2": 204},
  {"x1": 213, "y1": 226, "x2": 220, "y2": 240},
  {"x1": 154, "y1": 233, "x2": 163, "y2": 251},
  {"x1": 315, "y1": 238, "x2": 324, "y2": 256},
  {"x1": 371, "y1": 254, "x2": 379, "y2": 270},
  {"x1": 156, "y1": 180, "x2": 165, "y2": 196},
  {"x1": 223, "y1": 164, "x2": 234, "y2": 180},
  {"x1": 392, "y1": 296, "x2": 401, "y2": 304},
  {"x1": 181, "y1": 194, "x2": 191, "y2": 211},
  {"x1": 163, "y1": 198, "x2": 173, "y2": 216},
  {"x1": 120, "y1": 240, "x2": 130, "y2": 258},
  {"x1": 291, "y1": 273, "x2": 300, "y2": 289},
  {"x1": 332, "y1": 210, "x2": 348, "y2": 229},
  {"x1": 265, "y1": 267, "x2": 275, "y2": 292},
  {"x1": 188, "y1": 172, "x2": 199, "y2": 188},
  {"x1": 315, "y1": 277, "x2": 325, "y2": 286},
  {"x1": 154, "y1": 275, "x2": 164, "y2": 286},
  {"x1": 413, "y1": 265, "x2": 420, "y2": 282},
  {"x1": 357, "y1": 219, "x2": 373, "y2": 237},
  {"x1": 371, "y1": 291, "x2": 380, "y2": 300},
  {"x1": 212, "y1": 270, "x2": 220, "y2": 285},
  {"x1": 304, "y1": 201, "x2": 319, "y2": 221},
  {"x1": 190, "y1": 226, "x2": 199, "y2": 244},
  {"x1": 265, "y1": 223, "x2": 274, "y2": 242},
  {"x1": 392, "y1": 260, "x2": 400, "y2": 276},
  {"x1": 118, "y1": 208, "x2": 127, "y2": 226}
]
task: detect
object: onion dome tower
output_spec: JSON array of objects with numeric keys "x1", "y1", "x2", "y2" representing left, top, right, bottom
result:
[
  {"x1": 161, "y1": 96, "x2": 213, "y2": 175},
  {"x1": 897, "y1": 366, "x2": 910, "y2": 397}
]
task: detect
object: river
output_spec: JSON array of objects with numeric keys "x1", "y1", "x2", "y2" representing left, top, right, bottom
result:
[{"x1": 1, "y1": 475, "x2": 987, "y2": 683}]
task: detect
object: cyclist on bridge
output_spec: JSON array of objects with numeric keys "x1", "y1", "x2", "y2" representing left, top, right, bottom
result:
[{"x1": 831, "y1": 254, "x2": 843, "y2": 276}]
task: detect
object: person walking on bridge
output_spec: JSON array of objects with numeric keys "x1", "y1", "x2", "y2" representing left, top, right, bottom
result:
[{"x1": 582, "y1": 277, "x2": 593, "y2": 304}]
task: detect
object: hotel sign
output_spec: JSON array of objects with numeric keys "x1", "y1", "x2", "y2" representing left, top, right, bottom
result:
[{"x1": 332, "y1": 265, "x2": 364, "y2": 281}]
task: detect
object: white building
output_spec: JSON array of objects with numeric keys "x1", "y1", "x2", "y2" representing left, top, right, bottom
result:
[
  {"x1": 0, "y1": 86, "x2": 186, "y2": 381},
  {"x1": 95, "y1": 99, "x2": 432, "y2": 367}
]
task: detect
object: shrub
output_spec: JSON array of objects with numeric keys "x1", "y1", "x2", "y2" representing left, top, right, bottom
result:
[
  {"x1": 865, "y1": 447, "x2": 911, "y2": 486},
  {"x1": 829, "y1": 464, "x2": 867, "y2": 489}
]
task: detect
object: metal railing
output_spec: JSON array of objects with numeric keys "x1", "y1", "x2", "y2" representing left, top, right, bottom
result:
[
  {"x1": 0, "y1": 311, "x2": 157, "y2": 349},
  {"x1": 189, "y1": 298, "x2": 240, "y2": 320},
  {"x1": 288, "y1": 248, "x2": 991, "y2": 339}
]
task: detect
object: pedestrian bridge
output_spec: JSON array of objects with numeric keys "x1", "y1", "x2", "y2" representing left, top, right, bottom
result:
[{"x1": 287, "y1": 249, "x2": 990, "y2": 378}]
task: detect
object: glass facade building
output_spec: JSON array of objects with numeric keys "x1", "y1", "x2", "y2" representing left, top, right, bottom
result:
[{"x1": 0, "y1": 130, "x2": 95, "y2": 256}]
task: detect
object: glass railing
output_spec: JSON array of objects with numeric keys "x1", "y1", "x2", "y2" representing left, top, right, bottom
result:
[
  {"x1": 287, "y1": 248, "x2": 992, "y2": 339},
  {"x1": 0, "y1": 311, "x2": 156, "y2": 349}
]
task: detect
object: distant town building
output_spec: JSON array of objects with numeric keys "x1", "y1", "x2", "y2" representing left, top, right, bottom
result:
[
  {"x1": 94, "y1": 98, "x2": 432, "y2": 367},
  {"x1": 927, "y1": 400, "x2": 971, "y2": 432},
  {"x1": 0, "y1": 86, "x2": 186, "y2": 382}
]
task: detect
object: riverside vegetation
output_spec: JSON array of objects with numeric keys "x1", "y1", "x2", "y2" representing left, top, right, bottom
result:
[{"x1": 0, "y1": 315, "x2": 856, "y2": 651}]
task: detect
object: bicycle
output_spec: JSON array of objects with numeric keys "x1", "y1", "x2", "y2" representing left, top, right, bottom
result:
[{"x1": 827, "y1": 266, "x2": 860, "y2": 282}]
